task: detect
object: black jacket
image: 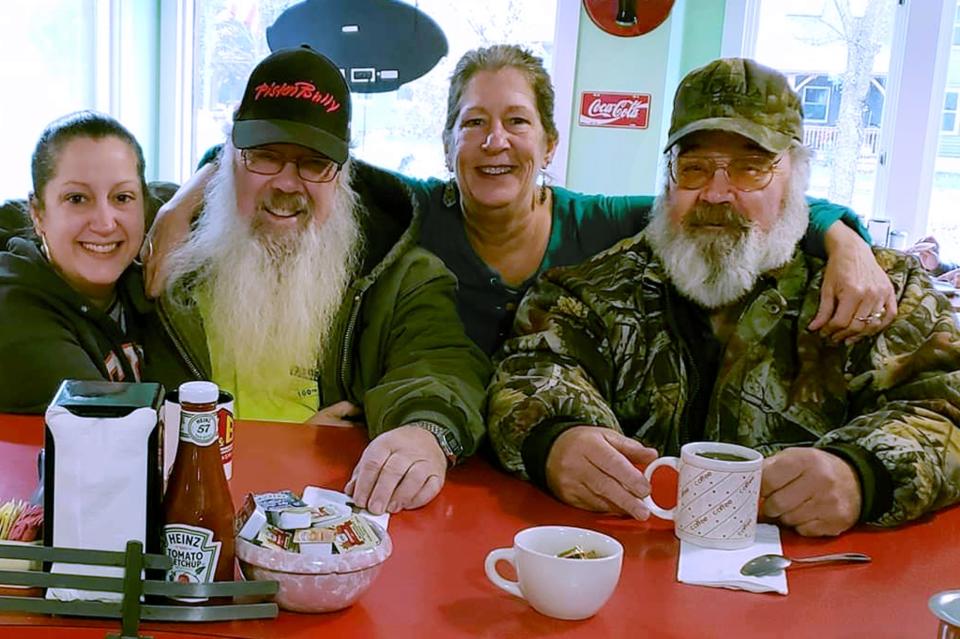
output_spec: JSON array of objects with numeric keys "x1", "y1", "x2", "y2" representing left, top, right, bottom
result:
[{"x1": 0, "y1": 184, "x2": 186, "y2": 413}]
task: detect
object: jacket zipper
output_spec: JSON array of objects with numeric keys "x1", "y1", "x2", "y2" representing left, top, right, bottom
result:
[
  {"x1": 337, "y1": 293, "x2": 363, "y2": 398},
  {"x1": 157, "y1": 302, "x2": 203, "y2": 380},
  {"x1": 664, "y1": 289, "x2": 698, "y2": 449}
]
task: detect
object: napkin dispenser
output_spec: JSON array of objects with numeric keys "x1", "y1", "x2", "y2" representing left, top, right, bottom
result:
[{"x1": 43, "y1": 380, "x2": 164, "y2": 601}]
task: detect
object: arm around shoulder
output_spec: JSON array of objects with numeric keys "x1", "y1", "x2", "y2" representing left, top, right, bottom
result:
[{"x1": 817, "y1": 250, "x2": 960, "y2": 526}]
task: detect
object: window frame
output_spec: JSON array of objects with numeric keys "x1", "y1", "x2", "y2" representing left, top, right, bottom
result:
[{"x1": 723, "y1": 0, "x2": 958, "y2": 242}]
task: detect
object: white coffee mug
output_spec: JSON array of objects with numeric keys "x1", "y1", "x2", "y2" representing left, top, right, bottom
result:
[
  {"x1": 642, "y1": 442, "x2": 762, "y2": 550},
  {"x1": 484, "y1": 526, "x2": 623, "y2": 620},
  {"x1": 163, "y1": 389, "x2": 235, "y2": 485}
]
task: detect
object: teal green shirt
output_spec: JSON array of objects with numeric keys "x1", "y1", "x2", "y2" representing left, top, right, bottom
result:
[{"x1": 402, "y1": 175, "x2": 868, "y2": 355}]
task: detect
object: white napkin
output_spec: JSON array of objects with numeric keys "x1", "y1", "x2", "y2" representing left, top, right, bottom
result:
[
  {"x1": 44, "y1": 405, "x2": 158, "y2": 602},
  {"x1": 677, "y1": 523, "x2": 788, "y2": 595},
  {"x1": 301, "y1": 485, "x2": 390, "y2": 531}
]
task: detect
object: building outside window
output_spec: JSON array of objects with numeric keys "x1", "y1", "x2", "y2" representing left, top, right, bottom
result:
[
  {"x1": 738, "y1": 0, "x2": 960, "y2": 262},
  {"x1": 750, "y1": 0, "x2": 894, "y2": 222}
]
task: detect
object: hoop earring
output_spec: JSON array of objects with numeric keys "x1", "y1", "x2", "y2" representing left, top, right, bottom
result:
[
  {"x1": 39, "y1": 233, "x2": 51, "y2": 262},
  {"x1": 442, "y1": 178, "x2": 458, "y2": 208},
  {"x1": 538, "y1": 170, "x2": 550, "y2": 205},
  {"x1": 134, "y1": 235, "x2": 154, "y2": 267}
]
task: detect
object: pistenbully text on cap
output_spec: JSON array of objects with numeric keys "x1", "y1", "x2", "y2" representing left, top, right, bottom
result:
[{"x1": 232, "y1": 45, "x2": 351, "y2": 164}]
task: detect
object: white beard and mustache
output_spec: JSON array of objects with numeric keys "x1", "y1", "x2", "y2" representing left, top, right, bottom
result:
[
  {"x1": 164, "y1": 143, "x2": 362, "y2": 392},
  {"x1": 645, "y1": 153, "x2": 810, "y2": 309}
]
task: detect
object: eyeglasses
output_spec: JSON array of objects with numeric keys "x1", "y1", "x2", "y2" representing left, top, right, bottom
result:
[
  {"x1": 241, "y1": 149, "x2": 341, "y2": 183},
  {"x1": 669, "y1": 154, "x2": 783, "y2": 192}
]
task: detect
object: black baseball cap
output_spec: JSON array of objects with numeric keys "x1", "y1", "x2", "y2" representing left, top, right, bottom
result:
[{"x1": 232, "y1": 45, "x2": 351, "y2": 164}]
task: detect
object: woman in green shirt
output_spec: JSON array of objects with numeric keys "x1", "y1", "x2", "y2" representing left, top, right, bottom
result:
[{"x1": 145, "y1": 45, "x2": 896, "y2": 357}]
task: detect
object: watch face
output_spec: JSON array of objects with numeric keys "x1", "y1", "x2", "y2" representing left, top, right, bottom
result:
[{"x1": 443, "y1": 431, "x2": 463, "y2": 457}]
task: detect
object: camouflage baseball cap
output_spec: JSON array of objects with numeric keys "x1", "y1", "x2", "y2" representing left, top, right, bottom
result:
[{"x1": 665, "y1": 57, "x2": 803, "y2": 153}]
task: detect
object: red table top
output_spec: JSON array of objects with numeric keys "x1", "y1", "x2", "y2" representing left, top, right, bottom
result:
[{"x1": 1, "y1": 413, "x2": 957, "y2": 638}]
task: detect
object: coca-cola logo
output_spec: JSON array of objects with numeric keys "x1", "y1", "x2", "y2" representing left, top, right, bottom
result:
[
  {"x1": 253, "y1": 81, "x2": 341, "y2": 112},
  {"x1": 587, "y1": 98, "x2": 645, "y2": 120},
  {"x1": 579, "y1": 92, "x2": 650, "y2": 129}
]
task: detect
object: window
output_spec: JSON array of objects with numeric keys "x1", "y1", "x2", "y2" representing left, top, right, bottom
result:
[
  {"x1": 785, "y1": 0, "x2": 826, "y2": 18},
  {"x1": 943, "y1": 90, "x2": 959, "y2": 133},
  {"x1": 181, "y1": 0, "x2": 561, "y2": 183},
  {"x1": 744, "y1": 0, "x2": 895, "y2": 221},
  {"x1": 954, "y1": 3, "x2": 960, "y2": 46},
  {"x1": 928, "y1": 5, "x2": 960, "y2": 264},
  {"x1": 801, "y1": 85, "x2": 830, "y2": 122},
  {"x1": 727, "y1": 0, "x2": 960, "y2": 264},
  {"x1": 0, "y1": 2, "x2": 98, "y2": 199}
]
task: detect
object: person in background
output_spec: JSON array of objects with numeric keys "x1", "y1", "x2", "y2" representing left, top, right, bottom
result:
[
  {"x1": 145, "y1": 45, "x2": 897, "y2": 357},
  {"x1": 155, "y1": 46, "x2": 489, "y2": 516},
  {"x1": 487, "y1": 58, "x2": 960, "y2": 537},
  {"x1": 0, "y1": 111, "x2": 179, "y2": 412},
  {"x1": 906, "y1": 235, "x2": 960, "y2": 287}
]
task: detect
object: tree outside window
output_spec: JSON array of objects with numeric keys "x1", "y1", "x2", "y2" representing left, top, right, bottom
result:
[{"x1": 752, "y1": 0, "x2": 894, "y2": 218}]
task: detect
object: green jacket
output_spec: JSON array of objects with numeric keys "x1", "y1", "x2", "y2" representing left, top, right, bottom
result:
[
  {"x1": 155, "y1": 161, "x2": 491, "y2": 456},
  {"x1": 488, "y1": 234, "x2": 960, "y2": 527}
]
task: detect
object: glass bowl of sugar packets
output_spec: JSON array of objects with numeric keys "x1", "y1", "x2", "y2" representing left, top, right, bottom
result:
[{"x1": 235, "y1": 486, "x2": 392, "y2": 613}]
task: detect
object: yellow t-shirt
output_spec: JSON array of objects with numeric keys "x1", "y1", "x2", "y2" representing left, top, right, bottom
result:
[{"x1": 200, "y1": 299, "x2": 319, "y2": 422}]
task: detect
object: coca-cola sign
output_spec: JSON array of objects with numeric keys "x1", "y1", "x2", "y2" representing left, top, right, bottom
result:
[{"x1": 579, "y1": 92, "x2": 650, "y2": 129}]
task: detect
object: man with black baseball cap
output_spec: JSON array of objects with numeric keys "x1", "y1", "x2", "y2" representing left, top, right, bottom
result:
[
  {"x1": 156, "y1": 45, "x2": 489, "y2": 516},
  {"x1": 232, "y1": 45, "x2": 351, "y2": 165},
  {"x1": 488, "y1": 58, "x2": 960, "y2": 537}
]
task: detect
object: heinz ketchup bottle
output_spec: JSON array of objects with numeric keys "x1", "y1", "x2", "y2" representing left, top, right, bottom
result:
[{"x1": 161, "y1": 381, "x2": 234, "y2": 602}]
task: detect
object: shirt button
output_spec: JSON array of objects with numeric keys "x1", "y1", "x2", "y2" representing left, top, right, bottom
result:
[
  {"x1": 80, "y1": 305, "x2": 89, "y2": 313},
  {"x1": 489, "y1": 277, "x2": 499, "y2": 286}
]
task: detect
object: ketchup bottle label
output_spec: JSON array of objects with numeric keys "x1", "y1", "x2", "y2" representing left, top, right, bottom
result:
[
  {"x1": 180, "y1": 409, "x2": 218, "y2": 446},
  {"x1": 162, "y1": 523, "x2": 223, "y2": 601}
]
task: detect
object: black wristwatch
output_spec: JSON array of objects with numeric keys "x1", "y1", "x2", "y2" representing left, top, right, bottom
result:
[{"x1": 410, "y1": 421, "x2": 463, "y2": 466}]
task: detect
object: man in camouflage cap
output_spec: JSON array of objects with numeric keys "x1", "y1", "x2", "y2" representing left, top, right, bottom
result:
[{"x1": 487, "y1": 58, "x2": 960, "y2": 536}]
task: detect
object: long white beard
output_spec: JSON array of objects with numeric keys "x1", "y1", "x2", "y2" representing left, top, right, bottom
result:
[
  {"x1": 646, "y1": 159, "x2": 810, "y2": 309},
  {"x1": 165, "y1": 145, "x2": 362, "y2": 391}
]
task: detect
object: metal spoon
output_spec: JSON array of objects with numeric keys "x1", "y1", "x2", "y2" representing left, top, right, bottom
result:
[{"x1": 740, "y1": 552, "x2": 871, "y2": 577}]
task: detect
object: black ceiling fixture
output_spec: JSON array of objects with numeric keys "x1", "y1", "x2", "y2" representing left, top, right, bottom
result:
[{"x1": 267, "y1": 0, "x2": 449, "y2": 93}]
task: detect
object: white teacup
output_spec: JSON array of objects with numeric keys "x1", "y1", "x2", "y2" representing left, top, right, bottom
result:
[
  {"x1": 642, "y1": 442, "x2": 763, "y2": 549},
  {"x1": 484, "y1": 526, "x2": 623, "y2": 620}
]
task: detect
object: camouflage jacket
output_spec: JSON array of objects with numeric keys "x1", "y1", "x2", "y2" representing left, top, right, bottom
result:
[{"x1": 488, "y1": 234, "x2": 960, "y2": 527}]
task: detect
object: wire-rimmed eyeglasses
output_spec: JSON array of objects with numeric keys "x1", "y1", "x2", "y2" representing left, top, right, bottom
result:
[
  {"x1": 669, "y1": 154, "x2": 783, "y2": 192},
  {"x1": 241, "y1": 148, "x2": 341, "y2": 183}
]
